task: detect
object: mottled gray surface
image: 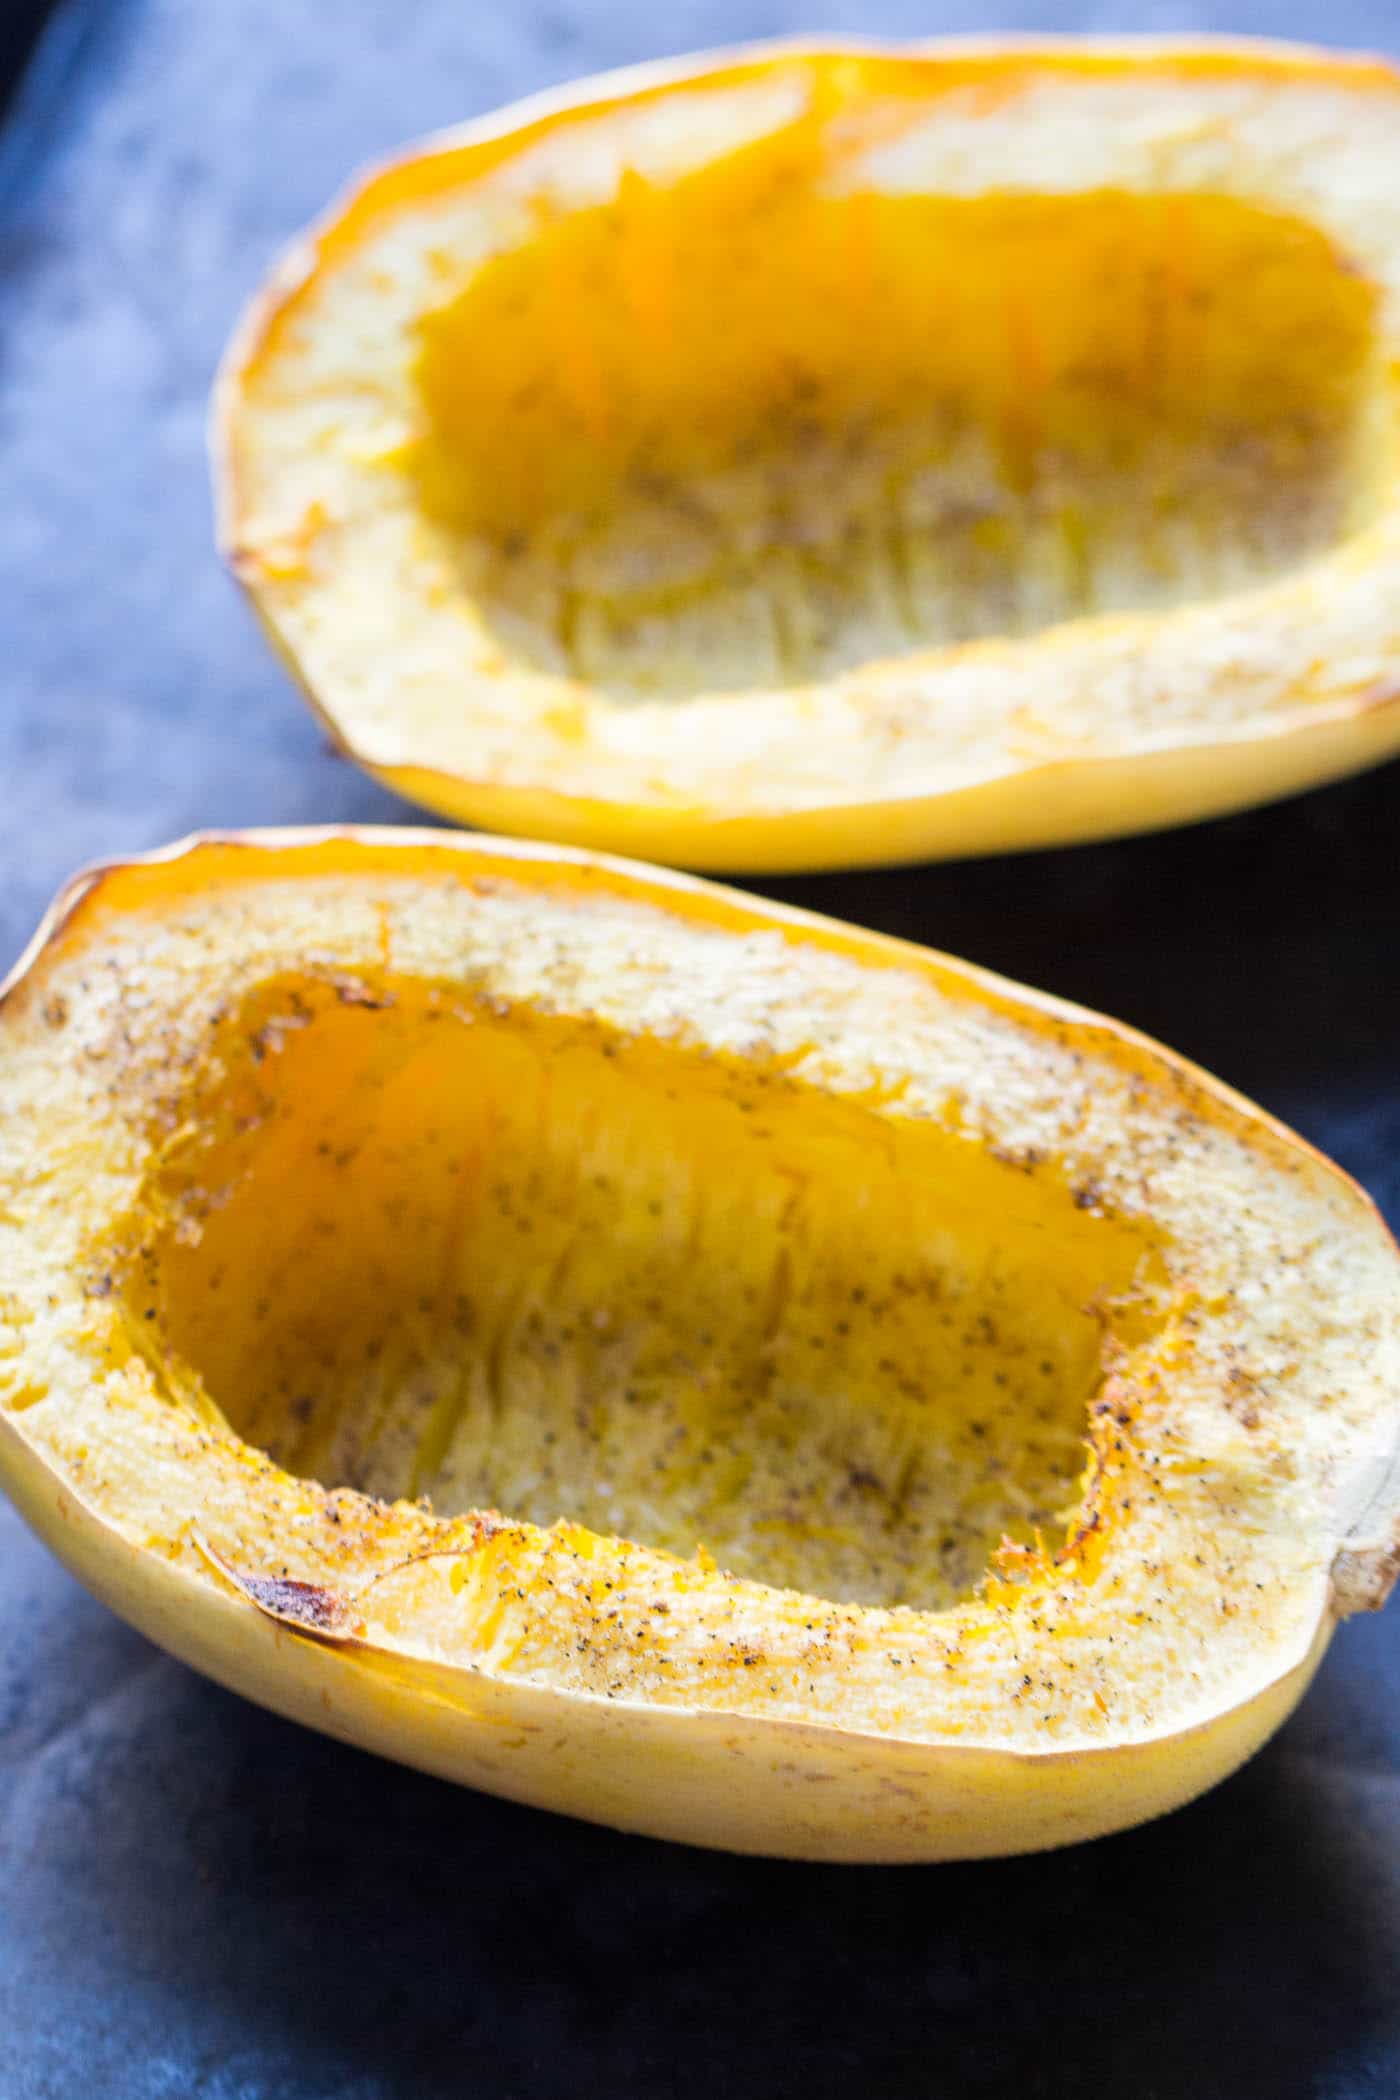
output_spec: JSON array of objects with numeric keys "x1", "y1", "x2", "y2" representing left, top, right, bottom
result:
[{"x1": 3, "y1": 3, "x2": 1400, "y2": 2095}]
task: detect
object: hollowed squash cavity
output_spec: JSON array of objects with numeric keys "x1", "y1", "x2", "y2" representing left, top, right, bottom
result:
[
  {"x1": 132, "y1": 979, "x2": 1157, "y2": 1611},
  {"x1": 417, "y1": 185, "x2": 1384, "y2": 697}
]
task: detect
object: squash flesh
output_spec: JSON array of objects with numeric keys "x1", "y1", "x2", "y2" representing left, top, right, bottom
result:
[
  {"x1": 218, "y1": 43, "x2": 1400, "y2": 870},
  {"x1": 418, "y1": 180, "x2": 1385, "y2": 697},
  {"x1": 135, "y1": 975, "x2": 1161, "y2": 1610},
  {"x1": 3, "y1": 832, "x2": 1399, "y2": 1855}
]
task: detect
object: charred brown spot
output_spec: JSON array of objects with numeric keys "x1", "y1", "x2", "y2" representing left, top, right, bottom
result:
[
  {"x1": 237, "y1": 1571, "x2": 358, "y2": 1635},
  {"x1": 1056, "y1": 1501, "x2": 1106, "y2": 1569},
  {"x1": 193, "y1": 1530, "x2": 362, "y2": 1641}
]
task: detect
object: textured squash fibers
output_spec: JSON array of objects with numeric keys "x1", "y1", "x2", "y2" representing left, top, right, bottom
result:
[
  {"x1": 413, "y1": 141, "x2": 1385, "y2": 696},
  {"x1": 134, "y1": 976, "x2": 1162, "y2": 1613}
]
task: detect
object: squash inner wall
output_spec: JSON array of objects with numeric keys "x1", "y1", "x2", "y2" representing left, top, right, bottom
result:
[
  {"x1": 133, "y1": 979, "x2": 1162, "y2": 1610},
  {"x1": 415, "y1": 180, "x2": 1387, "y2": 698}
]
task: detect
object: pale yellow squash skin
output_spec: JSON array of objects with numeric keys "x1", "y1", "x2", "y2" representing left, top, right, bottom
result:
[
  {"x1": 216, "y1": 39, "x2": 1400, "y2": 872},
  {"x1": 1, "y1": 829, "x2": 1398, "y2": 1859}
]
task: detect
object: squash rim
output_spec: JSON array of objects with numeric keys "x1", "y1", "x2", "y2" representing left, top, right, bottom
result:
[
  {"x1": 3, "y1": 817, "x2": 1394, "y2": 1183},
  {"x1": 6, "y1": 819, "x2": 1396, "y2": 1248},
  {"x1": 0, "y1": 1408, "x2": 1336, "y2": 1771}
]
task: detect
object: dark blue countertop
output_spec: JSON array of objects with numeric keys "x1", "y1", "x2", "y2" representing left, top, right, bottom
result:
[{"x1": 3, "y1": 5, "x2": 1400, "y2": 2095}]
